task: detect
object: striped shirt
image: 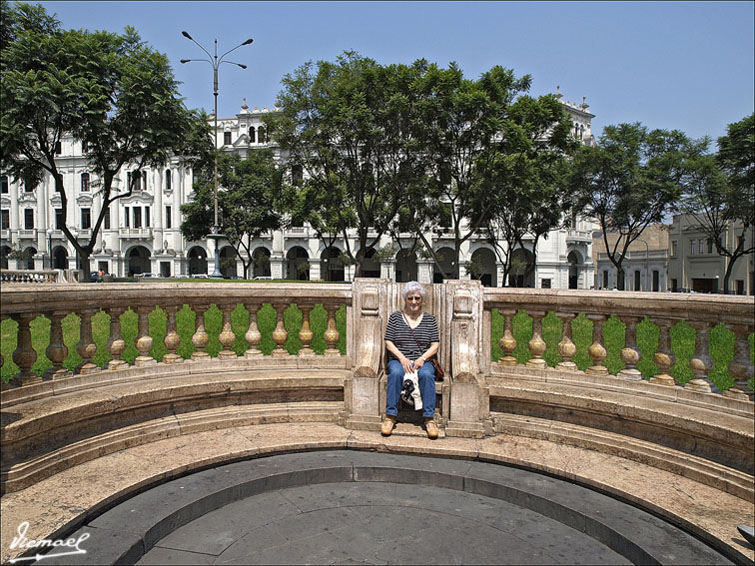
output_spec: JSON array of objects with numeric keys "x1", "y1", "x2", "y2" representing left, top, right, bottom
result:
[{"x1": 385, "y1": 311, "x2": 439, "y2": 361}]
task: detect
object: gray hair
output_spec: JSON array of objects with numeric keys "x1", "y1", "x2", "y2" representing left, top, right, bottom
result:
[{"x1": 402, "y1": 281, "x2": 425, "y2": 300}]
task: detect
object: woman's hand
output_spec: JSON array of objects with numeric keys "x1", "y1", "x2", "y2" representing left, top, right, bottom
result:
[
  {"x1": 400, "y1": 356, "x2": 415, "y2": 374},
  {"x1": 413, "y1": 357, "x2": 425, "y2": 370}
]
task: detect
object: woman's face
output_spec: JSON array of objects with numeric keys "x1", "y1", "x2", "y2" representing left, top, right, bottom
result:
[{"x1": 405, "y1": 292, "x2": 423, "y2": 315}]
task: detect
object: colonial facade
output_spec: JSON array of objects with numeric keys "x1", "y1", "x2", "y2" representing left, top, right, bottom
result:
[
  {"x1": 1, "y1": 92, "x2": 597, "y2": 287},
  {"x1": 593, "y1": 224, "x2": 670, "y2": 292}
]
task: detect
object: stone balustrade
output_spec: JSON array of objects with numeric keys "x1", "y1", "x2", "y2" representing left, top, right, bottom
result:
[
  {"x1": 0, "y1": 269, "x2": 69, "y2": 284},
  {"x1": 482, "y1": 288, "x2": 755, "y2": 400}
]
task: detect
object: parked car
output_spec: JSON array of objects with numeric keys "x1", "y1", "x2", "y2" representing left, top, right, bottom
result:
[{"x1": 253, "y1": 276, "x2": 273, "y2": 280}]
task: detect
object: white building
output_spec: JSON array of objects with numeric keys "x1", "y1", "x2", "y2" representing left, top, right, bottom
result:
[{"x1": 1, "y1": 93, "x2": 597, "y2": 287}]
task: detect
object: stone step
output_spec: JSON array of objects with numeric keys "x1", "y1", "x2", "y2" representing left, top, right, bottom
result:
[{"x1": 390, "y1": 421, "x2": 446, "y2": 439}]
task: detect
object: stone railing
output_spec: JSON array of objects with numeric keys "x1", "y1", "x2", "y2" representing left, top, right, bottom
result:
[
  {"x1": 480, "y1": 288, "x2": 754, "y2": 400},
  {"x1": 0, "y1": 283, "x2": 352, "y2": 388},
  {"x1": 0, "y1": 269, "x2": 70, "y2": 284}
]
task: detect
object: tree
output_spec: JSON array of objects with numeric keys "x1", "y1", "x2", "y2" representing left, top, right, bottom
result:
[
  {"x1": 570, "y1": 123, "x2": 686, "y2": 290},
  {"x1": 482, "y1": 94, "x2": 577, "y2": 286},
  {"x1": 680, "y1": 115, "x2": 755, "y2": 292},
  {"x1": 1, "y1": 2, "x2": 209, "y2": 276},
  {"x1": 181, "y1": 150, "x2": 283, "y2": 278},
  {"x1": 266, "y1": 52, "x2": 426, "y2": 277}
]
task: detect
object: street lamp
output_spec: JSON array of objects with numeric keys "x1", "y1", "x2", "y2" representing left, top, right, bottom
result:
[
  {"x1": 46, "y1": 228, "x2": 53, "y2": 270},
  {"x1": 641, "y1": 239, "x2": 649, "y2": 291},
  {"x1": 71, "y1": 229, "x2": 79, "y2": 278},
  {"x1": 181, "y1": 31, "x2": 253, "y2": 278}
]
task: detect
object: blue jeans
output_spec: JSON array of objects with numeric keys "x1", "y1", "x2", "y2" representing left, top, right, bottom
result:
[{"x1": 385, "y1": 359, "x2": 436, "y2": 419}]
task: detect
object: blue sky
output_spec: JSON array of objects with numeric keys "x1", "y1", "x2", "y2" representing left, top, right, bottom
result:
[{"x1": 37, "y1": 1, "x2": 754, "y2": 142}]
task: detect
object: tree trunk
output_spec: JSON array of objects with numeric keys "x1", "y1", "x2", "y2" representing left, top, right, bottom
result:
[{"x1": 617, "y1": 267, "x2": 625, "y2": 290}]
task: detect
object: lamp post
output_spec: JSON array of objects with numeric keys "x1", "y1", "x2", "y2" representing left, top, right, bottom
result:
[
  {"x1": 71, "y1": 229, "x2": 79, "y2": 280},
  {"x1": 641, "y1": 239, "x2": 649, "y2": 292},
  {"x1": 181, "y1": 31, "x2": 253, "y2": 278},
  {"x1": 46, "y1": 228, "x2": 53, "y2": 270}
]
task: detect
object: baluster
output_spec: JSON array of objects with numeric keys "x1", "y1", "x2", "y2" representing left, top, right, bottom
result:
[
  {"x1": 134, "y1": 306, "x2": 156, "y2": 366},
  {"x1": 585, "y1": 315, "x2": 608, "y2": 375},
  {"x1": 217, "y1": 302, "x2": 238, "y2": 359},
  {"x1": 323, "y1": 303, "x2": 341, "y2": 357},
  {"x1": 526, "y1": 311, "x2": 547, "y2": 368},
  {"x1": 107, "y1": 307, "x2": 128, "y2": 369},
  {"x1": 244, "y1": 302, "x2": 262, "y2": 359},
  {"x1": 618, "y1": 316, "x2": 643, "y2": 380},
  {"x1": 271, "y1": 303, "x2": 290, "y2": 357},
  {"x1": 190, "y1": 304, "x2": 211, "y2": 360},
  {"x1": 724, "y1": 324, "x2": 754, "y2": 400},
  {"x1": 44, "y1": 311, "x2": 71, "y2": 380},
  {"x1": 162, "y1": 304, "x2": 183, "y2": 364},
  {"x1": 498, "y1": 309, "x2": 518, "y2": 366},
  {"x1": 298, "y1": 303, "x2": 315, "y2": 357},
  {"x1": 11, "y1": 313, "x2": 39, "y2": 386},
  {"x1": 556, "y1": 313, "x2": 578, "y2": 371},
  {"x1": 649, "y1": 319, "x2": 676, "y2": 386},
  {"x1": 76, "y1": 308, "x2": 99, "y2": 374},
  {"x1": 686, "y1": 320, "x2": 717, "y2": 394}
]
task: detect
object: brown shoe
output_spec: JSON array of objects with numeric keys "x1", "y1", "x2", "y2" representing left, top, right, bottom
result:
[
  {"x1": 381, "y1": 416, "x2": 396, "y2": 436},
  {"x1": 424, "y1": 418, "x2": 439, "y2": 440}
]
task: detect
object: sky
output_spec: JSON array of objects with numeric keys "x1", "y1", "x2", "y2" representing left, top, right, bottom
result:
[{"x1": 36, "y1": 1, "x2": 755, "y2": 142}]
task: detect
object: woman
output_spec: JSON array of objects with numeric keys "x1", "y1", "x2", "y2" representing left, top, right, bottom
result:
[{"x1": 382, "y1": 281, "x2": 440, "y2": 439}]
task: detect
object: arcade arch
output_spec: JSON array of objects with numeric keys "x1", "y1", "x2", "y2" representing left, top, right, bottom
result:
[
  {"x1": 469, "y1": 247, "x2": 497, "y2": 287},
  {"x1": 127, "y1": 246, "x2": 151, "y2": 276},
  {"x1": 188, "y1": 246, "x2": 208, "y2": 276},
  {"x1": 286, "y1": 246, "x2": 309, "y2": 280}
]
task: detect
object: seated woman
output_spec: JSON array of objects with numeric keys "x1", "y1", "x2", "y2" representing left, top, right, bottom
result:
[{"x1": 382, "y1": 281, "x2": 440, "y2": 439}]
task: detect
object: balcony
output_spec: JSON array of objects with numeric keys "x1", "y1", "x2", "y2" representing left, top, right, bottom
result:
[
  {"x1": 119, "y1": 227, "x2": 153, "y2": 239},
  {"x1": 566, "y1": 229, "x2": 593, "y2": 244}
]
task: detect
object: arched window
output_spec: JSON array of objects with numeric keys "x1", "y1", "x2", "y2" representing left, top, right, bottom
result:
[
  {"x1": 257, "y1": 127, "x2": 266, "y2": 144},
  {"x1": 249, "y1": 127, "x2": 256, "y2": 143},
  {"x1": 165, "y1": 169, "x2": 172, "y2": 191},
  {"x1": 1, "y1": 175, "x2": 8, "y2": 194},
  {"x1": 81, "y1": 173, "x2": 90, "y2": 192},
  {"x1": 224, "y1": 132, "x2": 232, "y2": 146}
]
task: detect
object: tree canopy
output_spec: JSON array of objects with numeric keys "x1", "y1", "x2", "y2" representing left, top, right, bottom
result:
[{"x1": 0, "y1": 1, "x2": 210, "y2": 275}]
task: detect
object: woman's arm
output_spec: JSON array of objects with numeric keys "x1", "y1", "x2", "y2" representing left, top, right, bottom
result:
[
  {"x1": 413, "y1": 341, "x2": 439, "y2": 370},
  {"x1": 385, "y1": 340, "x2": 415, "y2": 374}
]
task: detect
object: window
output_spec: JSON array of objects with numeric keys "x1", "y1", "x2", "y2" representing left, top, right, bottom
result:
[
  {"x1": 1, "y1": 176, "x2": 8, "y2": 194},
  {"x1": 165, "y1": 206, "x2": 172, "y2": 229},
  {"x1": 144, "y1": 206, "x2": 150, "y2": 228},
  {"x1": 706, "y1": 239, "x2": 713, "y2": 254},
  {"x1": 689, "y1": 240, "x2": 695, "y2": 255},
  {"x1": 104, "y1": 207, "x2": 110, "y2": 230},
  {"x1": 249, "y1": 127, "x2": 256, "y2": 143},
  {"x1": 24, "y1": 175, "x2": 34, "y2": 192},
  {"x1": 634, "y1": 270, "x2": 641, "y2": 291},
  {"x1": 124, "y1": 206, "x2": 130, "y2": 228},
  {"x1": 540, "y1": 278, "x2": 551, "y2": 289},
  {"x1": 602, "y1": 270, "x2": 608, "y2": 288},
  {"x1": 55, "y1": 208, "x2": 64, "y2": 229},
  {"x1": 165, "y1": 169, "x2": 171, "y2": 191},
  {"x1": 652, "y1": 270, "x2": 659, "y2": 292},
  {"x1": 55, "y1": 141, "x2": 62, "y2": 155},
  {"x1": 81, "y1": 208, "x2": 91, "y2": 229},
  {"x1": 671, "y1": 240, "x2": 677, "y2": 257},
  {"x1": 1, "y1": 210, "x2": 9, "y2": 229},
  {"x1": 24, "y1": 209, "x2": 34, "y2": 229},
  {"x1": 671, "y1": 278, "x2": 678, "y2": 292},
  {"x1": 736, "y1": 280, "x2": 745, "y2": 295},
  {"x1": 133, "y1": 207, "x2": 142, "y2": 229},
  {"x1": 128, "y1": 171, "x2": 146, "y2": 191},
  {"x1": 698, "y1": 239, "x2": 704, "y2": 254},
  {"x1": 258, "y1": 127, "x2": 266, "y2": 143},
  {"x1": 81, "y1": 172, "x2": 90, "y2": 192},
  {"x1": 224, "y1": 132, "x2": 232, "y2": 145}
]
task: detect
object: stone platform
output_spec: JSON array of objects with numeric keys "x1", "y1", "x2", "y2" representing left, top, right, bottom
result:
[{"x1": 2, "y1": 423, "x2": 753, "y2": 565}]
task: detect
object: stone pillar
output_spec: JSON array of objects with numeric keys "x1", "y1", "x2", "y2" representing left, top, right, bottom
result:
[
  {"x1": 217, "y1": 302, "x2": 237, "y2": 359},
  {"x1": 107, "y1": 307, "x2": 128, "y2": 369},
  {"x1": 11, "y1": 313, "x2": 39, "y2": 386},
  {"x1": 162, "y1": 304, "x2": 183, "y2": 364},
  {"x1": 498, "y1": 309, "x2": 518, "y2": 367},
  {"x1": 244, "y1": 302, "x2": 263, "y2": 359},
  {"x1": 323, "y1": 304, "x2": 341, "y2": 357},
  {"x1": 309, "y1": 258, "x2": 322, "y2": 281},
  {"x1": 649, "y1": 319, "x2": 676, "y2": 386},
  {"x1": 271, "y1": 303, "x2": 290, "y2": 357},
  {"x1": 526, "y1": 311, "x2": 547, "y2": 368},
  {"x1": 556, "y1": 313, "x2": 578, "y2": 371},
  {"x1": 270, "y1": 255, "x2": 285, "y2": 280},
  {"x1": 686, "y1": 320, "x2": 717, "y2": 394},
  {"x1": 380, "y1": 259, "x2": 395, "y2": 280},
  {"x1": 618, "y1": 316, "x2": 643, "y2": 380},
  {"x1": 446, "y1": 283, "x2": 489, "y2": 438},
  {"x1": 190, "y1": 304, "x2": 211, "y2": 360},
  {"x1": 343, "y1": 281, "x2": 384, "y2": 431},
  {"x1": 723, "y1": 324, "x2": 755, "y2": 401},
  {"x1": 76, "y1": 309, "x2": 99, "y2": 374},
  {"x1": 45, "y1": 311, "x2": 72, "y2": 380},
  {"x1": 585, "y1": 314, "x2": 608, "y2": 375},
  {"x1": 134, "y1": 306, "x2": 156, "y2": 366},
  {"x1": 297, "y1": 304, "x2": 315, "y2": 357}
]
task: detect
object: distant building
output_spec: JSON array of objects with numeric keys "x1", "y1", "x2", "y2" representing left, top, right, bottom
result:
[
  {"x1": 1, "y1": 91, "x2": 598, "y2": 287},
  {"x1": 667, "y1": 214, "x2": 754, "y2": 295},
  {"x1": 592, "y1": 224, "x2": 670, "y2": 291}
]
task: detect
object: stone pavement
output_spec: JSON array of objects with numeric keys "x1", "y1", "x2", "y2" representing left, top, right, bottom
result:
[{"x1": 1, "y1": 424, "x2": 753, "y2": 564}]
